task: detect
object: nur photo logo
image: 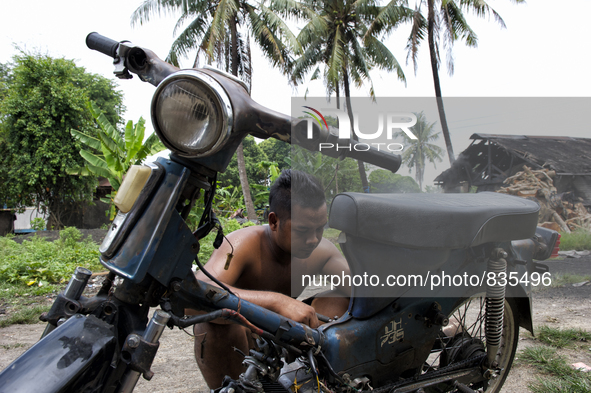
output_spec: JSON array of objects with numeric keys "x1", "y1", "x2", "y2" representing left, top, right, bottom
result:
[{"x1": 301, "y1": 106, "x2": 418, "y2": 153}]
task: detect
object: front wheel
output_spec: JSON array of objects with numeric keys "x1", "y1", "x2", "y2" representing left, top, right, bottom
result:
[{"x1": 423, "y1": 295, "x2": 519, "y2": 392}]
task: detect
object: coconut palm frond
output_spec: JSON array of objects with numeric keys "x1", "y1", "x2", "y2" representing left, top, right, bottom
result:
[
  {"x1": 131, "y1": 0, "x2": 187, "y2": 27},
  {"x1": 245, "y1": 4, "x2": 291, "y2": 70},
  {"x1": 258, "y1": 3, "x2": 302, "y2": 55},
  {"x1": 364, "y1": 35, "x2": 406, "y2": 83},
  {"x1": 166, "y1": 16, "x2": 210, "y2": 66},
  {"x1": 326, "y1": 26, "x2": 346, "y2": 89},
  {"x1": 460, "y1": 0, "x2": 507, "y2": 28},
  {"x1": 405, "y1": 7, "x2": 427, "y2": 74},
  {"x1": 365, "y1": 0, "x2": 414, "y2": 39}
]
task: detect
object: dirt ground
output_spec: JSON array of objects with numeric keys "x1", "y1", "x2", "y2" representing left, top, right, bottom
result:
[{"x1": 1, "y1": 255, "x2": 590, "y2": 392}]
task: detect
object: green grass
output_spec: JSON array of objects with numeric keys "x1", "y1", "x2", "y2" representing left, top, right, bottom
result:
[
  {"x1": 559, "y1": 229, "x2": 591, "y2": 251},
  {"x1": 530, "y1": 272, "x2": 591, "y2": 293},
  {"x1": 0, "y1": 304, "x2": 50, "y2": 328},
  {"x1": 0, "y1": 281, "x2": 58, "y2": 328},
  {"x1": 536, "y1": 326, "x2": 591, "y2": 348},
  {"x1": 519, "y1": 346, "x2": 591, "y2": 392},
  {"x1": 0, "y1": 228, "x2": 102, "y2": 328},
  {"x1": 323, "y1": 228, "x2": 341, "y2": 244},
  {"x1": 0, "y1": 281, "x2": 62, "y2": 298},
  {"x1": 0, "y1": 227, "x2": 103, "y2": 286},
  {"x1": 1, "y1": 343, "x2": 27, "y2": 350},
  {"x1": 549, "y1": 273, "x2": 591, "y2": 288}
]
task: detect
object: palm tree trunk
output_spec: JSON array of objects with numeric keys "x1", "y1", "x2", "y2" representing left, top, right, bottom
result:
[
  {"x1": 335, "y1": 162, "x2": 339, "y2": 194},
  {"x1": 343, "y1": 70, "x2": 370, "y2": 193},
  {"x1": 418, "y1": 164, "x2": 424, "y2": 191},
  {"x1": 427, "y1": 0, "x2": 455, "y2": 166},
  {"x1": 230, "y1": 17, "x2": 257, "y2": 221},
  {"x1": 236, "y1": 143, "x2": 257, "y2": 220}
]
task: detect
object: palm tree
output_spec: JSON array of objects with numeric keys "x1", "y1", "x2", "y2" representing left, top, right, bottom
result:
[
  {"x1": 131, "y1": 0, "x2": 298, "y2": 220},
  {"x1": 368, "y1": 0, "x2": 521, "y2": 166},
  {"x1": 288, "y1": 0, "x2": 409, "y2": 192},
  {"x1": 395, "y1": 111, "x2": 443, "y2": 190}
]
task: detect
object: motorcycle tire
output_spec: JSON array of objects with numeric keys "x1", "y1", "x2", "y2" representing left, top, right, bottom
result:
[{"x1": 423, "y1": 294, "x2": 519, "y2": 393}]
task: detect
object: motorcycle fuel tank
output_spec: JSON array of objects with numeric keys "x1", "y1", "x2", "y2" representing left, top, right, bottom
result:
[{"x1": 0, "y1": 314, "x2": 116, "y2": 393}]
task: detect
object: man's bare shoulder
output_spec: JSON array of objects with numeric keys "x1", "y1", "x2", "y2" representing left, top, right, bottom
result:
[
  {"x1": 196, "y1": 225, "x2": 266, "y2": 283},
  {"x1": 299, "y1": 238, "x2": 345, "y2": 271},
  {"x1": 309, "y1": 237, "x2": 341, "y2": 259},
  {"x1": 216, "y1": 225, "x2": 268, "y2": 261},
  {"x1": 225, "y1": 224, "x2": 266, "y2": 245}
]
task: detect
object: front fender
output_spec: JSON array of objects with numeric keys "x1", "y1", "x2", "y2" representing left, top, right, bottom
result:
[{"x1": 0, "y1": 314, "x2": 115, "y2": 393}]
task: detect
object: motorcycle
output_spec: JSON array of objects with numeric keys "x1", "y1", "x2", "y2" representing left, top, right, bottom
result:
[{"x1": 0, "y1": 33, "x2": 560, "y2": 393}]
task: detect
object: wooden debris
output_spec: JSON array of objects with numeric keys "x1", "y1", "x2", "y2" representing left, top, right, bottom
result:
[
  {"x1": 497, "y1": 166, "x2": 591, "y2": 232},
  {"x1": 539, "y1": 222, "x2": 562, "y2": 232}
]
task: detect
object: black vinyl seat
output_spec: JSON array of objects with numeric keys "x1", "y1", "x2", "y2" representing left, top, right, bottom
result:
[{"x1": 329, "y1": 192, "x2": 540, "y2": 249}]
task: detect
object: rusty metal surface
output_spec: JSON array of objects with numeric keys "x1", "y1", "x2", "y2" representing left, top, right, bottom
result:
[
  {"x1": 321, "y1": 297, "x2": 444, "y2": 387},
  {"x1": 171, "y1": 271, "x2": 322, "y2": 351}
]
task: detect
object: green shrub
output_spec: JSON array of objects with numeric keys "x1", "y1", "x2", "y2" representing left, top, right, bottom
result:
[
  {"x1": 30, "y1": 217, "x2": 46, "y2": 231},
  {"x1": 59, "y1": 226, "x2": 83, "y2": 248},
  {"x1": 0, "y1": 230, "x2": 102, "y2": 286},
  {"x1": 559, "y1": 229, "x2": 591, "y2": 251}
]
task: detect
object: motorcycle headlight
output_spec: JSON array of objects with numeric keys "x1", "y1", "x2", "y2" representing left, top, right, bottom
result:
[{"x1": 151, "y1": 70, "x2": 233, "y2": 158}]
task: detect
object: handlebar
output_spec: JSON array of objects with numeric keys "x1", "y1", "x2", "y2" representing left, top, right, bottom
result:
[
  {"x1": 290, "y1": 118, "x2": 402, "y2": 173},
  {"x1": 86, "y1": 32, "x2": 120, "y2": 59},
  {"x1": 85, "y1": 32, "x2": 402, "y2": 173}
]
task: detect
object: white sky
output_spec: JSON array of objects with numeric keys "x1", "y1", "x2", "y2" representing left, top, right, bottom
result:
[{"x1": 1, "y1": 0, "x2": 590, "y2": 186}]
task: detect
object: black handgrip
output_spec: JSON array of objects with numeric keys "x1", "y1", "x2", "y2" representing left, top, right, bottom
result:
[{"x1": 86, "y1": 32, "x2": 119, "y2": 58}]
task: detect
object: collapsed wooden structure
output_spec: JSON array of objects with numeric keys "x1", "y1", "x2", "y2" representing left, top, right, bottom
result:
[
  {"x1": 496, "y1": 166, "x2": 591, "y2": 232},
  {"x1": 434, "y1": 134, "x2": 591, "y2": 209}
]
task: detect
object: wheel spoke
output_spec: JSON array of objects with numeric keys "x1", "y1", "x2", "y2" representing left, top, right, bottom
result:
[{"x1": 420, "y1": 295, "x2": 518, "y2": 392}]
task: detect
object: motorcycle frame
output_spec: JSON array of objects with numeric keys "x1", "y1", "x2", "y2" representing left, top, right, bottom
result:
[{"x1": 0, "y1": 35, "x2": 556, "y2": 393}]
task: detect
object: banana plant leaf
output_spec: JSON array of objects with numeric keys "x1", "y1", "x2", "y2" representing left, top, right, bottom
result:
[
  {"x1": 127, "y1": 118, "x2": 146, "y2": 160},
  {"x1": 134, "y1": 133, "x2": 166, "y2": 163},
  {"x1": 86, "y1": 163, "x2": 113, "y2": 179},
  {"x1": 65, "y1": 166, "x2": 91, "y2": 176},
  {"x1": 80, "y1": 149, "x2": 109, "y2": 169},
  {"x1": 70, "y1": 129, "x2": 102, "y2": 151},
  {"x1": 90, "y1": 101, "x2": 125, "y2": 151}
]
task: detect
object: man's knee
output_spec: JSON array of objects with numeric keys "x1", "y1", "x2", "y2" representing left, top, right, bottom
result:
[
  {"x1": 193, "y1": 322, "x2": 253, "y2": 389},
  {"x1": 311, "y1": 296, "x2": 350, "y2": 321},
  {"x1": 193, "y1": 322, "x2": 251, "y2": 360}
]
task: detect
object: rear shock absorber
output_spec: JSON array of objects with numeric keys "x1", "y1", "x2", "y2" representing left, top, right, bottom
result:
[{"x1": 486, "y1": 248, "x2": 507, "y2": 367}]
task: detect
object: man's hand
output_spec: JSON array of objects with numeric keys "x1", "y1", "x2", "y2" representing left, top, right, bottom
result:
[{"x1": 272, "y1": 295, "x2": 320, "y2": 328}]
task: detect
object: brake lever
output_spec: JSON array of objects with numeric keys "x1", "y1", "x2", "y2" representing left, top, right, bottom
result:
[
  {"x1": 316, "y1": 313, "x2": 333, "y2": 323},
  {"x1": 113, "y1": 41, "x2": 134, "y2": 80}
]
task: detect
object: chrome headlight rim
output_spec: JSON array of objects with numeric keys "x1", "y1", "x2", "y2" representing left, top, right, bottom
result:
[{"x1": 151, "y1": 69, "x2": 233, "y2": 158}]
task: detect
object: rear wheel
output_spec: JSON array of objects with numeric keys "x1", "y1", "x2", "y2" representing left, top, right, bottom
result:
[{"x1": 423, "y1": 295, "x2": 519, "y2": 392}]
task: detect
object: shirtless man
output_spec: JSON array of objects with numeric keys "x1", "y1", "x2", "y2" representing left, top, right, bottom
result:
[{"x1": 193, "y1": 169, "x2": 350, "y2": 388}]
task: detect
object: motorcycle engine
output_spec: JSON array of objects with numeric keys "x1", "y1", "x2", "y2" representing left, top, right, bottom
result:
[{"x1": 260, "y1": 359, "x2": 319, "y2": 393}]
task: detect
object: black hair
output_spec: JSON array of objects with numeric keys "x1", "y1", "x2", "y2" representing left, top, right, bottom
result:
[{"x1": 269, "y1": 169, "x2": 325, "y2": 220}]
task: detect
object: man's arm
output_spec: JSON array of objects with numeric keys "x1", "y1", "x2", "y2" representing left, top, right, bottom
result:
[
  {"x1": 315, "y1": 239, "x2": 351, "y2": 297},
  {"x1": 195, "y1": 228, "x2": 321, "y2": 327}
]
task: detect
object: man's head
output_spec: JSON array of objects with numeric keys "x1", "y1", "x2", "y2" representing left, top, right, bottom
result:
[{"x1": 268, "y1": 170, "x2": 327, "y2": 259}]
